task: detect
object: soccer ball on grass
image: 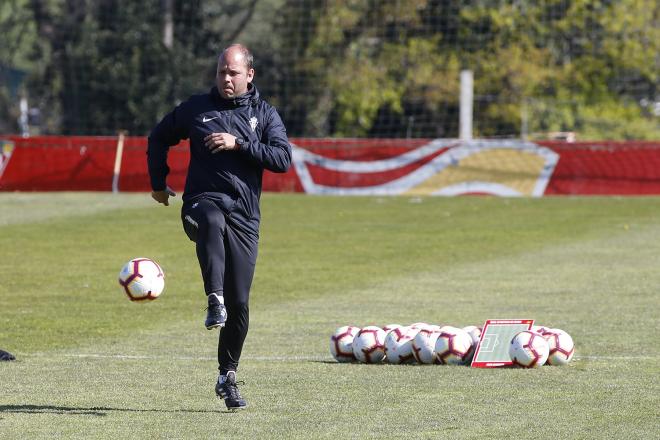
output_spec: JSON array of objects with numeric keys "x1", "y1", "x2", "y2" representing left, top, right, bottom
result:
[
  {"x1": 384, "y1": 326, "x2": 419, "y2": 364},
  {"x1": 541, "y1": 328, "x2": 575, "y2": 366},
  {"x1": 462, "y1": 325, "x2": 482, "y2": 346},
  {"x1": 509, "y1": 330, "x2": 549, "y2": 368},
  {"x1": 412, "y1": 327, "x2": 441, "y2": 364},
  {"x1": 352, "y1": 326, "x2": 386, "y2": 363},
  {"x1": 330, "y1": 325, "x2": 360, "y2": 362},
  {"x1": 434, "y1": 326, "x2": 474, "y2": 365}
]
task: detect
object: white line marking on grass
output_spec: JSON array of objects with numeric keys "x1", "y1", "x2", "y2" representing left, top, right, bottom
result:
[
  {"x1": 18, "y1": 353, "x2": 658, "y2": 362},
  {"x1": 21, "y1": 353, "x2": 329, "y2": 362},
  {"x1": 575, "y1": 355, "x2": 658, "y2": 361}
]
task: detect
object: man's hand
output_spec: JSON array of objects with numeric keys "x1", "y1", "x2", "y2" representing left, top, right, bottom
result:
[
  {"x1": 204, "y1": 132, "x2": 238, "y2": 154},
  {"x1": 151, "y1": 186, "x2": 176, "y2": 206}
]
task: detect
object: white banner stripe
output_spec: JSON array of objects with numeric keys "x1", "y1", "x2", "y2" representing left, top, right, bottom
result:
[
  {"x1": 292, "y1": 139, "x2": 559, "y2": 196},
  {"x1": 292, "y1": 139, "x2": 458, "y2": 173}
]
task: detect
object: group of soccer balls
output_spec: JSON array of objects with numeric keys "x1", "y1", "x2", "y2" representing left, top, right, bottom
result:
[
  {"x1": 508, "y1": 327, "x2": 575, "y2": 367},
  {"x1": 118, "y1": 259, "x2": 577, "y2": 369},
  {"x1": 330, "y1": 323, "x2": 575, "y2": 368}
]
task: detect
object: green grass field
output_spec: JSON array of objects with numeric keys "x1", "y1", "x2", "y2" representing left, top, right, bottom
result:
[{"x1": 0, "y1": 192, "x2": 658, "y2": 439}]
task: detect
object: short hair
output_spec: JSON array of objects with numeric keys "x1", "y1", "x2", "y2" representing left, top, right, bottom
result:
[{"x1": 221, "y1": 44, "x2": 253, "y2": 70}]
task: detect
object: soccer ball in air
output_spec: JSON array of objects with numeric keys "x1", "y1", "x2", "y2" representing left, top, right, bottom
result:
[
  {"x1": 330, "y1": 325, "x2": 360, "y2": 363},
  {"x1": 541, "y1": 328, "x2": 575, "y2": 366},
  {"x1": 434, "y1": 326, "x2": 474, "y2": 365},
  {"x1": 118, "y1": 258, "x2": 165, "y2": 301},
  {"x1": 352, "y1": 326, "x2": 386, "y2": 363},
  {"x1": 384, "y1": 326, "x2": 419, "y2": 364},
  {"x1": 509, "y1": 330, "x2": 549, "y2": 368}
]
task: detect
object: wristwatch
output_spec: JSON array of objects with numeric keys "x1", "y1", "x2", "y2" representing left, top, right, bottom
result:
[{"x1": 235, "y1": 137, "x2": 245, "y2": 149}]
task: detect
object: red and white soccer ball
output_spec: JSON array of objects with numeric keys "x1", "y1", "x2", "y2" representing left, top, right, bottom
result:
[
  {"x1": 462, "y1": 325, "x2": 482, "y2": 346},
  {"x1": 461, "y1": 325, "x2": 482, "y2": 363},
  {"x1": 414, "y1": 323, "x2": 442, "y2": 332},
  {"x1": 381, "y1": 324, "x2": 403, "y2": 333},
  {"x1": 541, "y1": 328, "x2": 575, "y2": 366},
  {"x1": 412, "y1": 327, "x2": 441, "y2": 364},
  {"x1": 352, "y1": 326, "x2": 387, "y2": 363},
  {"x1": 118, "y1": 257, "x2": 165, "y2": 301},
  {"x1": 434, "y1": 326, "x2": 474, "y2": 365},
  {"x1": 409, "y1": 322, "x2": 433, "y2": 330},
  {"x1": 509, "y1": 330, "x2": 550, "y2": 368},
  {"x1": 330, "y1": 325, "x2": 360, "y2": 363},
  {"x1": 384, "y1": 326, "x2": 419, "y2": 364},
  {"x1": 530, "y1": 325, "x2": 551, "y2": 335}
]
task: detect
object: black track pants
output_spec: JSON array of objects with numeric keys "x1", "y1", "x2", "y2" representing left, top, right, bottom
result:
[{"x1": 181, "y1": 198, "x2": 258, "y2": 374}]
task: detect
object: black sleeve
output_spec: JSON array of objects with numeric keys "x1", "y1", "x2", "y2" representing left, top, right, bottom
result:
[
  {"x1": 238, "y1": 106, "x2": 292, "y2": 173},
  {"x1": 147, "y1": 103, "x2": 190, "y2": 191}
]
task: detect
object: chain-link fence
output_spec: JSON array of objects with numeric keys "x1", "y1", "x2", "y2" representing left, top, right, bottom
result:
[{"x1": 1, "y1": 0, "x2": 658, "y2": 140}]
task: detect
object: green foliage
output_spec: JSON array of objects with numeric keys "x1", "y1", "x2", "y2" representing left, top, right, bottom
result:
[
  {"x1": 527, "y1": 95, "x2": 660, "y2": 140},
  {"x1": 0, "y1": 0, "x2": 38, "y2": 71},
  {"x1": 0, "y1": 0, "x2": 657, "y2": 138},
  {"x1": 283, "y1": 0, "x2": 658, "y2": 138},
  {"x1": 5, "y1": 0, "x2": 263, "y2": 135},
  {"x1": 577, "y1": 99, "x2": 660, "y2": 140}
]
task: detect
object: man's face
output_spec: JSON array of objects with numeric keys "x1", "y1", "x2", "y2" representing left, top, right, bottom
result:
[{"x1": 216, "y1": 49, "x2": 254, "y2": 99}]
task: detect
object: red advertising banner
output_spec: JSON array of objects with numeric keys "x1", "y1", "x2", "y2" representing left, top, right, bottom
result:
[
  {"x1": 539, "y1": 141, "x2": 660, "y2": 195},
  {"x1": 1, "y1": 135, "x2": 659, "y2": 195}
]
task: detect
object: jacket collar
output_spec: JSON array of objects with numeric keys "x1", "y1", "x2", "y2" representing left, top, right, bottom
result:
[{"x1": 211, "y1": 83, "x2": 259, "y2": 108}]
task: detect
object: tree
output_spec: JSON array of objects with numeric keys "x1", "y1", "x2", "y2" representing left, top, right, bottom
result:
[
  {"x1": 2, "y1": 0, "x2": 657, "y2": 139},
  {"x1": 273, "y1": 0, "x2": 658, "y2": 139},
  {"x1": 16, "y1": 0, "x2": 259, "y2": 134}
]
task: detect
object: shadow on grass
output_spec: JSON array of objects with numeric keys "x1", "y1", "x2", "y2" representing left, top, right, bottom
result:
[
  {"x1": 0, "y1": 404, "x2": 226, "y2": 416},
  {"x1": 308, "y1": 360, "x2": 401, "y2": 366}
]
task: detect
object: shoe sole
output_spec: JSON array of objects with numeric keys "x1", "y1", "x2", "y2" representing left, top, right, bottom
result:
[
  {"x1": 216, "y1": 395, "x2": 247, "y2": 410},
  {"x1": 206, "y1": 323, "x2": 226, "y2": 330}
]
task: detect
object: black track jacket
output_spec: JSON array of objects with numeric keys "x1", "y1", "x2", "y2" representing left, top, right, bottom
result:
[{"x1": 147, "y1": 84, "x2": 292, "y2": 235}]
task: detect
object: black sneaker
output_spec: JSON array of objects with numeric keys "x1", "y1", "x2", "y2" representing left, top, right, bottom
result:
[
  {"x1": 205, "y1": 293, "x2": 227, "y2": 330},
  {"x1": 215, "y1": 371, "x2": 247, "y2": 410}
]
